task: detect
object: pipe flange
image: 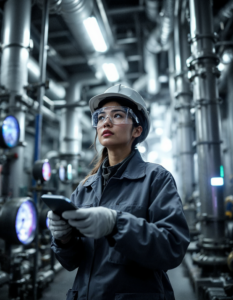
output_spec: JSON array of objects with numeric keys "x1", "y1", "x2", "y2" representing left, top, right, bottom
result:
[
  {"x1": 174, "y1": 91, "x2": 192, "y2": 99},
  {"x1": 173, "y1": 71, "x2": 187, "y2": 79},
  {"x1": 188, "y1": 32, "x2": 219, "y2": 44},
  {"x1": 187, "y1": 53, "x2": 219, "y2": 69},
  {"x1": 175, "y1": 103, "x2": 193, "y2": 110},
  {"x1": 192, "y1": 252, "x2": 227, "y2": 266},
  {"x1": 1, "y1": 42, "x2": 32, "y2": 51},
  {"x1": 194, "y1": 98, "x2": 223, "y2": 107},
  {"x1": 198, "y1": 213, "x2": 225, "y2": 222}
]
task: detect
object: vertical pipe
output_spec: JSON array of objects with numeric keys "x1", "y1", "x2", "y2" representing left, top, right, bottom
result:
[
  {"x1": 187, "y1": 0, "x2": 225, "y2": 245},
  {"x1": 174, "y1": 15, "x2": 194, "y2": 203},
  {"x1": 1, "y1": 0, "x2": 31, "y2": 197},
  {"x1": 34, "y1": 0, "x2": 50, "y2": 162}
]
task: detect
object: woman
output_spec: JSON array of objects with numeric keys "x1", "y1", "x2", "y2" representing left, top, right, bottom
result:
[{"x1": 48, "y1": 84, "x2": 190, "y2": 300}]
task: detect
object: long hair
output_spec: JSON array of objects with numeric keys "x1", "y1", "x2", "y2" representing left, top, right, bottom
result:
[{"x1": 82, "y1": 122, "x2": 140, "y2": 185}]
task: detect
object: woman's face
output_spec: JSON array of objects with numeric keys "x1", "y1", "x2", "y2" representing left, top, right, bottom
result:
[{"x1": 96, "y1": 101, "x2": 142, "y2": 149}]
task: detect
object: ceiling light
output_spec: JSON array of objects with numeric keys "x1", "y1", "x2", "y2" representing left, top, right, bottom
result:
[
  {"x1": 102, "y1": 63, "x2": 120, "y2": 82},
  {"x1": 83, "y1": 17, "x2": 107, "y2": 53},
  {"x1": 222, "y1": 49, "x2": 233, "y2": 64}
]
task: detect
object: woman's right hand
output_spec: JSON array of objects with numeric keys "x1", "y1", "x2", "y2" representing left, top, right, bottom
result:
[{"x1": 47, "y1": 211, "x2": 73, "y2": 243}]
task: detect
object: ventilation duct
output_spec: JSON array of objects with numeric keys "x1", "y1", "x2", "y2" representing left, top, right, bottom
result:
[{"x1": 60, "y1": 0, "x2": 94, "y2": 54}]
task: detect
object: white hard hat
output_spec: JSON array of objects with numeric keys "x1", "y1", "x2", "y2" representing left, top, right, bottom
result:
[{"x1": 89, "y1": 84, "x2": 150, "y2": 142}]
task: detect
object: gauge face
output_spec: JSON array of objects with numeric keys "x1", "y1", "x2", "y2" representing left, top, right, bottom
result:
[
  {"x1": 59, "y1": 166, "x2": 65, "y2": 181},
  {"x1": 46, "y1": 217, "x2": 49, "y2": 229},
  {"x1": 15, "y1": 201, "x2": 37, "y2": 245},
  {"x1": 2, "y1": 116, "x2": 20, "y2": 148},
  {"x1": 42, "y1": 162, "x2": 51, "y2": 181}
]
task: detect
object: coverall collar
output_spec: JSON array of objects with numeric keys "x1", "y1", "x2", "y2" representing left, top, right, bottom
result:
[{"x1": 83, "y1": 149, "x2": 146, "y2": 187}]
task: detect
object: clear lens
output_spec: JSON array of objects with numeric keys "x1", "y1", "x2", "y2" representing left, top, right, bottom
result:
[{"x1": 92, "y1": 106, "x2": 139, "y2": 128}]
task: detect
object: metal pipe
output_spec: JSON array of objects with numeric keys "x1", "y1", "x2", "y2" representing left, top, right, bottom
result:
[
  {"x1": 1, "y1": 0, "x2": 31, "y2": 198},
  {"x1": 34, "y1": 0, "x2": 50, "y2": 162},
  {"x1": 60, "y1": 0, "x2": 94, "y2": 54},
  {"x1": 27, "y1": 56, "x2": 66, "y2": 100},
  {"x1": 187, "y1": 0, "x2": 225, "y2": 249},
  {"x1": 174, "y1": 14, "x2": 194, "y2": 203}
]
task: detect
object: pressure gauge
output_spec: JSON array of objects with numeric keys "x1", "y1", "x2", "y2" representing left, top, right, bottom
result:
[
  {"x1": 0, "y1": 116, "x2": 20, "y2": 148},
  {"x1": 0, "y1": 198, "x2": 37, "y2": 245},
  {"x1": 58, "y1": 162, "x2": 73, "y2": 184},
  {"x1": 33, "y1": 159, "x2": 51, "y2": 182}
]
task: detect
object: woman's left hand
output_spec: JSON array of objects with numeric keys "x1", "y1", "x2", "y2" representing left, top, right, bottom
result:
[{"x1": 62, "y1": 207, "x2": 117, "y2": 239}]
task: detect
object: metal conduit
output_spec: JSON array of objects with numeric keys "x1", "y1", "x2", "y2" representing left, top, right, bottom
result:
[{"x1": 187, "y1": 0, "x2": 227, "y2": 266}]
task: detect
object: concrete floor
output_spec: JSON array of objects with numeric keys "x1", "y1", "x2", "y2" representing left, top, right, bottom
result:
[{"x1": 0, "y1": 263, "x2": 197, "y2": 300}]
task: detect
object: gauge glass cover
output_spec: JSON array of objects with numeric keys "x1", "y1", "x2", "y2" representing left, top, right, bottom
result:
[
  {"x1": 2, "y1": 116, "x2": 20, "y2": 148},
  {"x1": 15, "y1": 201, "x2": 37, "y2": 244},
  {"x1": 42, "y1": 162, "x2": 51, "y2": 181},
  {"x1": 59, "y1": 166, "x2": 65, "y2": 181}
]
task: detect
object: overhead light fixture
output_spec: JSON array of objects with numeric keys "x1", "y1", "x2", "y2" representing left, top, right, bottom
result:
[
  {"x1": 83, "y1": 17, "x2": 107, "y2": 53},
  {"x1": 218, "y1": 63, "x2": 225, "y2": 71},
  {"x1": 102, "y1": 63, "x2": 120, "y2": 82}
]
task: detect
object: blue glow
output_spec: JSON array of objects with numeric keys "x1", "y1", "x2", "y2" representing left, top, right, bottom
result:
[
  {"x1": 46, "y1": 217, "x2": 49, "y2": 229},
  {"x1": 15, "y1": 201, "x2": 37, "y2": 244},
  {"x1": 2, "y1": 116, "x2": 20, "y2": 148},
  {"x1": 211, "y1": 177, "x2": 224, "y2": 186}
]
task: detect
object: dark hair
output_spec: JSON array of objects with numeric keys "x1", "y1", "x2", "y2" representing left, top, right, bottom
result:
[{"x1": 82, "y1": 97, "x2": 145, "y2": 184}]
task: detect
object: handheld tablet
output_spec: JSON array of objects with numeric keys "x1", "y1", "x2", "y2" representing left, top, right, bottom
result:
[{"x1": 41, "y1": 194, "x2": 77, "y2": 217}]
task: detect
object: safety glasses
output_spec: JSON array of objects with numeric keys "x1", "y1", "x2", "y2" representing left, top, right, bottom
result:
[{"x1": 92, "y1": 106, "x2": 139, "y2": 128}]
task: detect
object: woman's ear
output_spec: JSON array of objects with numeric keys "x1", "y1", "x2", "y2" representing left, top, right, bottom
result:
[{"x1": 132, "y1": 126, "x2": 143, "y2": 138}]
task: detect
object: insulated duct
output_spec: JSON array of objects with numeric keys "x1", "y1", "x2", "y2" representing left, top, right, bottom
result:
[{"x1": 60, "y1": 0, "x2": 94, "y2": 54}]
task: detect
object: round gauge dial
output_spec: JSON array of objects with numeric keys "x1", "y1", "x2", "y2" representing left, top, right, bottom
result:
[
  {"x1": 15, "y1": 200, "x2": 37, "y2": 245},
  {"x1": 42, "y1": 161, "x2": 51, "y2": 181},
  {"x1": 2, "y1": 116, "x2": 20, "y2": 148}
]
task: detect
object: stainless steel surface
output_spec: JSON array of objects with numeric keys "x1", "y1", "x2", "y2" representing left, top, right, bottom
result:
[
  {"x1": 188, "y1": 0, "x2": 225, "y2": 243},
  {"x1": 174, "y1": 13, "x2": 194, "y2": 203},
  {"x1": 36, "y1": 0, "x2": 50, "y2": 161},
  {"x1": 1, "y1": 0, "x2": 31, "y2": 197},
  {"x1": 28, "y1": 56, "x2": 66, "y2": 100},
  {"x1": 60, "y1": 0, "x2": 94, "y2": 54}
]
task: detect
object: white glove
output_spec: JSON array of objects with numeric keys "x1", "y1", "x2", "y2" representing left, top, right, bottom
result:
[
  {"x1": 47, "y1": 210, "x2": 73, "y2": 240},
  {"x1": 62, "y1": 207, "x2": 117, "y2": 239}
]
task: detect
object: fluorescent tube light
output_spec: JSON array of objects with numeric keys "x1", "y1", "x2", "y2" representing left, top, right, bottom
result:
[
  {"x1": 83, "y1": 17, "x2": 107, "y2": 52},
  {"x1": 102, "y1": 63, "x2": 120, "y2": 82},
  {"x1": 211, "y1": 177, "x2": 224, "y2": 186}
]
